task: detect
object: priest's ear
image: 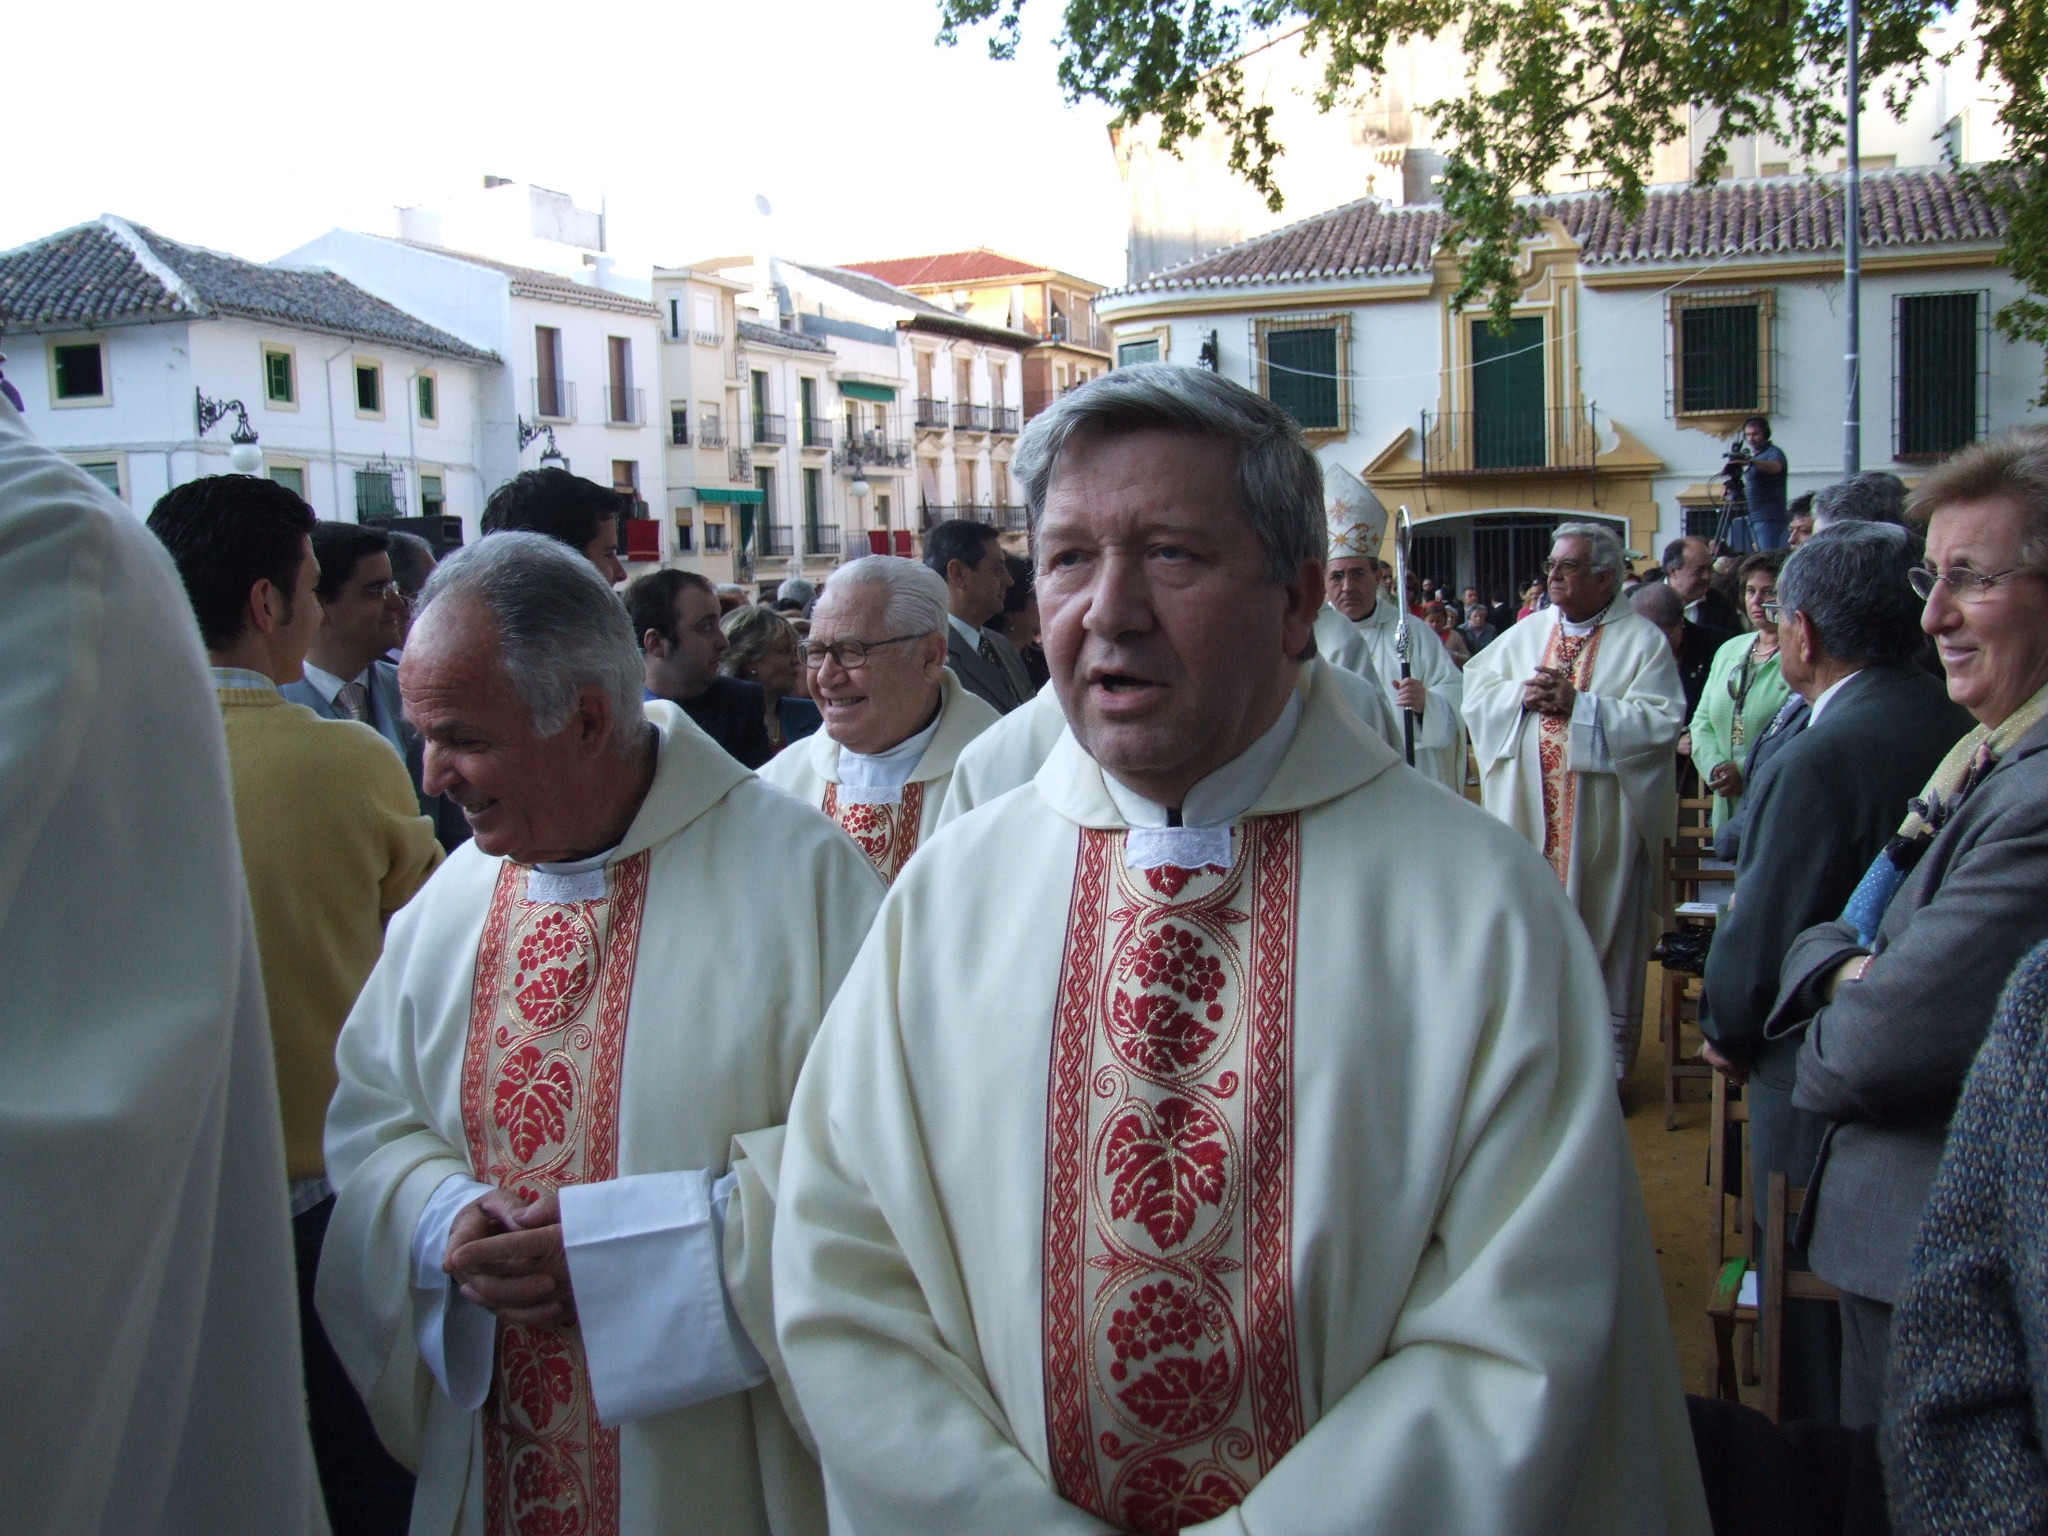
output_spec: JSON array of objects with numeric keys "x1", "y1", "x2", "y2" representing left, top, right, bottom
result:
[
  {"x1": 1280, "y1": 557, "x2": 1324, "y2": 658},
  {"x1": 566, "y1": 683, "x2": 618, "y2": 755}
]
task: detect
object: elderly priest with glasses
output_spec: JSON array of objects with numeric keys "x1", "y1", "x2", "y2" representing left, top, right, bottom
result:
[
  {"x1": 1461, "y1": 523, "x2": 1685, "y2": 1083},
  {"x1": 774, "y1": 366, "x2": 1708, "y2": 1536},
  {"x1": 319, "y1": 533, "x2": 884, "y2": 1536},
  {"x1": 762, "y1": 556, "x2": 998, "y2": 883}
]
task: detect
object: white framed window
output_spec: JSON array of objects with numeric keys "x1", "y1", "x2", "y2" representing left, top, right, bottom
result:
[
  {"x1": 66, "y1": 452, "x2": 125, "y2": 499},
  {"x1": 48, "y1": 336, "x2": 110, "y2": 407},
  {"x1": 262, "y1": 344, "x2": 298, "y2": 409},
  {"x1": 420, "y1": 471, "x2": 446, "y2": 518},
  {"x1": 353, "y1": 359, "x2": 384, "y2": 419},
  {"x1": 416, "y1": 370, "x2": 438, "y2": 425},
  {"x1": 266, "y1": 460, "x2": 309, "y2": 501}
]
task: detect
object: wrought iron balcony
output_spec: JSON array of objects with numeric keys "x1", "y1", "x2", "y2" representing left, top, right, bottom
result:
[
  {"x1": 533, "y1": 378, "x2": 576, "y2": 422},
  {"x1": 753, "y1": 413, "x2": 787, "y2": 446},
  {"x1": 728, "y1": 447, "x2": 752, "y2": 480},
  {"x1": 833, "y1": 433, "x2": 912, "y2": 470},
  {"x1": 693, "y1": 330, "x2": 723, "y2": 347},
  {"x1": 804, "y1": 523, "x2": 841, "y2": 557},
  {"x1": 605, "y1": 386, "x2": 644, "y2": 426},
  {"x1": 913, "y1": 397, "x2": 950, "y2": 429},
  {"x1": 801, "y1": 418, "x2": 834, "y2": 450},
  {"x1": 699, "y1": 420, "x2": 728, "y2": 448},
  {"x1": 1419, "y1": 404, "x2": 1601, "y2": 477},
  {"x1": 994, "y1": 503, "x2": 1029, "y2": 533},
  {"x1": 758, "y1": 524, "x2": 795, "y2": 558},
  {"x1": 919, "y1": 503, "x2": 1006, "y2": 530},
  {"x1": 953, "y1": 403, "x2": 991, "y2": 432},
  {"x1": 989, "y1": 406, "x2": 1021, "y2": 435}
]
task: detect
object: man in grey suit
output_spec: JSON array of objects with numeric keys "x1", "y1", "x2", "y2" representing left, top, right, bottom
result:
[
  {"x1": 1701, "y1": 524, "x2": 1971, "y2": 1420},
  {"x1": 1767, "y1": 429, "x2": 2048, "y2": 1425},
  {"x1": 282, "y1": 522, "x2": 469, "y2": 850},
  {"x1": 925, "y1": 517, "x2": 1033, "y2": 714}
]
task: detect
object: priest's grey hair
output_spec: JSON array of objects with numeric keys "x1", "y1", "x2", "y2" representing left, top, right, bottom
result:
[
  {"x1": 1553, "y1": 521, "x2": 1627, "y2": 584},
  {"x1": 821, "y1": 554, "x2": 949, "y2": 639},
  {"x1": 1013, "y1": 363, "x2": 1325, "y2": 584},
  {"x1": 1778, "y1": 521, "x2": 1927, "y2": 667},
  {"x1": 415, "y1": 531, "x2": 646, "y2": 751}
]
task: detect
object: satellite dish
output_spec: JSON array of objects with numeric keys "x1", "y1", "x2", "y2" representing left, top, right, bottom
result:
[{"x1": 754, "y1": 195, "x2": 773, "y2": 218}]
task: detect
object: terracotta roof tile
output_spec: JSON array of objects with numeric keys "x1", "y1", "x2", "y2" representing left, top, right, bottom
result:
[{"x1": 841, "y1": 250, "x2": 1048, "y2": 287}]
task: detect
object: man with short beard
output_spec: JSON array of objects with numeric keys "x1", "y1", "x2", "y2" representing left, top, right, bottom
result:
[
  {"x1": 626, "y1": 568, "x2": 773, "y2": 768},
  {"x1": 774, "y1": 367, "x2": 1708, "y2": 1536}
]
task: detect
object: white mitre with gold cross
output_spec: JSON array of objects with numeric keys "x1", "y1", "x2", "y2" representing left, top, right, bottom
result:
[{"x1": 1326, "y1": 465, "x2": 1387, "y2": 560}]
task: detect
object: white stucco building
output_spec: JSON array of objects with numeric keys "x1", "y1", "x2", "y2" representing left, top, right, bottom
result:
[{"x1": 0, "y1": 215, "x2": 495, "y2": 535}]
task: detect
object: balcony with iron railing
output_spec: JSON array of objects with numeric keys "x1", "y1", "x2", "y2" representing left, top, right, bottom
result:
[
  {"x1": 758, "y1": 524, "x2": 795, "y2": 558},
  {"x1": 994, "y1": 503, "x2": 1029, "y2": 533},
  {"x1": 698, "y1": 420, "x2": 728, "y2": 448},
  {"x1": 920, "y1": 503, "x2": 1025, "y2": 531},
  {"x1": 913, "y1": 397, "x2": 950, "y2": 429},
  {"x1": 728, "y1": 446, "x2": 753, "y2": 480},
  {"x1": 533, "y1": 378, "x2": 577, "y2": 422},
  {"x1": 693, "y1": 330, "x2": 723, "y2": 347},
  {"x1": 803, "y1": 523, "x2": 841, "y2": 557},
  {"x1": 990, "y1": 406, "x2": 1021, "y2": 435},
  {"x1": 753, "y1": 413, "x2": 787, "y2": 446},
  {"x1": 801, "y1": 417, "x2": 834, "y2": 450},
  {"x1": 605, "y1": 386, "x2": 644, "y2": 426},
  {"x1": 832, "y1": 433, "x2": 912, "y2": 470},
  {"x1": 953, "y1": 402, "x2": 992, "y2": 432},
  {"x1": 1420, "y1": 404, "x2": 1601, "y2": 477}
]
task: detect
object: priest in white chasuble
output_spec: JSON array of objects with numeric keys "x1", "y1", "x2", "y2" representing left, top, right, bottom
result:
[
  {"x1": 1461, "y1": 522, "x2": 1684, "y2": 1080},
  {"x1": 320, "y1": 533, "x2": 884, "y2": 1536},
  {"x1": 1323, "y1": 466, "x2": 1466, "y2": 794},
  {"x1": 763, "y1": 556, "x2": 997, "y2": 882},
  {"x1": 776, "y1": 366, "x2": 1709, "y2": 1536}
]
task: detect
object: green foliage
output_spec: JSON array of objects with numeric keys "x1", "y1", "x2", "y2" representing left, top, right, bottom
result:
[{"x1": 939, "y1": 0, "x2": 2042, "y2": 384}]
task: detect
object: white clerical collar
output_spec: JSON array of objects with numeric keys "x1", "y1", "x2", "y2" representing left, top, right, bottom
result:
[
  {"x1": 1556, "y1": 605, "x2": 1609, "y2": 636},
  {"x1": 527, "y1": 842, "x2": 620, "y2": 905},
  {"x1": 211, "y1": 666, "x2": 276, "y2": 693},
  {"x1": 1807, "y1": 670, "x2": 1863, "y2": 724},
  {"x1": 946, "y1": 612, "x2": 982, "y2": 648},
  {"x1": 836, "y1": 702, "x2": 943, "y2": 803},
  {"x1": 1103, "y1": 691, "x2": 1304, "y2": 870},
  {"x1": 299, "y1": 659, "x2": 367, "y2": 706}
]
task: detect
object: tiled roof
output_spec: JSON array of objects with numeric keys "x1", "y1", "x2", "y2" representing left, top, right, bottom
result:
[
  {"x1": 789, "y1": 262, "x2": 957, "y2": 318},
  {"x1": 736, "y1": 318, "x2": 831, "y2": 354},
  {"x1": 842, "y1": 249, "x2": 1048, "y2": 287},
  {"x1": 1115, "y1": 167, "x2": 2011, "y2": 294},
  {"x1": 0, "y1": 217, "x2": 496, "y2": 361},
  {"x1": 396, "y1": 242, "x2": 660, "y2": 317}
]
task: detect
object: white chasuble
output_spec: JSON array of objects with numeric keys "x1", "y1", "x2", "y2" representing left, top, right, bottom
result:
[
  {"x1": 1342, "y1": 595, "x2": 1465, "y2": 793},
  {"x1": 462, "y1": 852, "x2": 650, "y2": 1534},
  {"x1": 1310, "y1": 604, "x2": 1403, "y2": 753},
  {"x1": 1461, "y1": 598, "x2": 1683, "y2": 1078},
  {"x1": 1043, "y1": 820, "x2": 1304, "y2": 1532},
  {"x1": 321, "y1": 702, "x2": 885, "y2": 1536},
  {"x1": 763, "y1": 670, "x2": 998, "y2": 883},
  {"x1": 777, "y1": 663, "x2": 1709, "y2": 1536}
]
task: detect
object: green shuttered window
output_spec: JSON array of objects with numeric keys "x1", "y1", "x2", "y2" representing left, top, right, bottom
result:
[
  {"x1": 1896, "y1": 292, "x2": 1982, "y2": 461},
  {"x1": 1264, "y1": 326, "x2": 1341, "y2": 430}
]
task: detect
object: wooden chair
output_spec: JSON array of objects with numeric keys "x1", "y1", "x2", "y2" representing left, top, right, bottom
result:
[
  {"x1": 1657, "y1": 796, "x2": 1720, "y2": 1127},
  {"x1": 1760, "y1": 1172, "x2": 1841, "y2": 1423},
  {"x1": 1705, "y1": 1071, "x2": 1757, "y2": 1399}
]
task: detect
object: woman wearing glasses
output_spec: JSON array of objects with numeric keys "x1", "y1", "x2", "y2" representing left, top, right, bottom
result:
[
  {"x1": 1687, "y1": 550, "x2": 1792, "y2": 829},
  {"x1": 762, "y1": 556, "x2": 1000, "y2": 882},
  {"x1": 1768, "y1": 427, "x2": 2048, "y2": 1436}
]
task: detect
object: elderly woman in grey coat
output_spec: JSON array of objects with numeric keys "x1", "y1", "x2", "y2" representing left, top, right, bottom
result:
[{"x1": 1767, "y1": 427, "x2": 2048, "y2": 1428}]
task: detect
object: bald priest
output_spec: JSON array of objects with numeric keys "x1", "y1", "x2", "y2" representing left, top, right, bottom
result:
[
  {"x1": 775, "y1": 367, "x2": 1708, "y2": 1536},
  {"x1": 320, "y1": 534, "x2": 884, "y2": 1536}
]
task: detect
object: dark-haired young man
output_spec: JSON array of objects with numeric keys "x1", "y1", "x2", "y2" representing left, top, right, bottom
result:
[
  {"x1": 480, "y1": 465, "x2": 627, "y2": 583},
  {"x1": 923, "y1": 517, "x2": 1031, "y2": 713},
  {"x1": 625, "y1": 567, "x2": 773, "y2": 767},
  {"x1": 1741, "y1": 415, "x2": 1789, "y2": 550},
  {"x1": 148, "y1": 475, "x2": 441, "y2": 1536}
]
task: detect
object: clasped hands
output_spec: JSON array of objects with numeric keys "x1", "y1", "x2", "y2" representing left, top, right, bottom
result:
[
  {"x1": 1521, "y1": 666, "x2": 1577, "y2": 718},
  {"x1": 445, "y1": 1187, "x2": 576, "y2": 1328}
]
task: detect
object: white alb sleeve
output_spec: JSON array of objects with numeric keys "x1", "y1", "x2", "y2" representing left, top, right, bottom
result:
[
  {"x1": 1568, "y1": 689, "x2": 1615, "y2": 772},
  {"x1": 558, "y1": 1167, "x2": 769, "y2": 1424},
  {"x1": 410, "y1": 1172, "x2": 499, "y2": 1411}
]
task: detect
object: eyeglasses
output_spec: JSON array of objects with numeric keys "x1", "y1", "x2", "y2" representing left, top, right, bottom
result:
[
  {"x1": 800, "y1": 632, "x2": 930, "y2": 670},
  {"x1": 1907, "y1": 564, "x2": 2041, "y2": 603},
  {"x1": 1544, "y1": 558, "x2": 1589, "y2": 577},
  {"x1": 1760, "y1": 600, "x2": 1784, "y2": 624}
]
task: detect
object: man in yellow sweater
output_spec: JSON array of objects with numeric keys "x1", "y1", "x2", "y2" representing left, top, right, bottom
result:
[{"x1": 149, "y1": 475, "x2": 442, "y2": 1536}]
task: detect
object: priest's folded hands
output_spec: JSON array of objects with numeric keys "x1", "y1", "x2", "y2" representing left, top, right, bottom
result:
[{"x1": 444, "y1": 1188, "x2": 577, "y2": 1329}]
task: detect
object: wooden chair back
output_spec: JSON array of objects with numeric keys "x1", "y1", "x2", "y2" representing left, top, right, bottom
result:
[{"x1": 1760, "y1": 1172, "x2": 1842, "y2": 1423}]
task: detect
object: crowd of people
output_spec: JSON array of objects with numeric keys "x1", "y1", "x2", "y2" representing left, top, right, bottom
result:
[{"x1": 4, "y1": 360, "x2": 2046, "y2": 1536}]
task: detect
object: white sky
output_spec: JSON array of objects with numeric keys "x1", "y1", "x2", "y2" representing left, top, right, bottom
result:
[{"x1": 9, "y1": 0, "x2": 1130, "y2": 284}]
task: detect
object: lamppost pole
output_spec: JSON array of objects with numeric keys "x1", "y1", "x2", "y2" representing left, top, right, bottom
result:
[{"x1": 1844, "y1": 0, "x2": 1863, "y2": 475}]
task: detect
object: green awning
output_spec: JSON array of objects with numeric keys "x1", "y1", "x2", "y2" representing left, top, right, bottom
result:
[
  {"x1": 696, "y1": 487, "x2": 765, "y2": 504},
  {"x1": 839, "y1": 381, "x2": 897, "y2": 402}
]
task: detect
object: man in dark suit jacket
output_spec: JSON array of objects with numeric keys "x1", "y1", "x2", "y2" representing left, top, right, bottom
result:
[
  {"x1": 1701, "y1": 524, "x2": 1971, "y2": 1420},
  {"x1": 625, "y1": 568, "x2": 773, "y2": 768},
  {"x1": 282, "y1": 522, "x2": 470, "y2": 850},
  {"x1": 1664, "y1": 536, "x2": 1744, "y2": 633},
  {"x1": 1631, "y1": 579, "x2": 1733, "y2": 721},
  {"x1": 925, "y1": 518, "x2": 1032, "y2": 713}
]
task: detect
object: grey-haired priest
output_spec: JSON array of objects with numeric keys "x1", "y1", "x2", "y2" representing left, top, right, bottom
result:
[
  {"x1": 774, "y1": 365, "x2": 1708, "y2": 1535},
  {"x1": 318, "y1": 534, "x2": 882, "y2": 1536}
]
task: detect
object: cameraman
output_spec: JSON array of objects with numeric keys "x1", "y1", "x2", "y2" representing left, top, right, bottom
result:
[{"x1": 1738, "y1": 414, "x2": 1789, "y2": 548}]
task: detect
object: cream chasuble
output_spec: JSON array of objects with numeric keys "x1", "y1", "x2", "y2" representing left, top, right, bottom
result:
[
  {"x1": 1460, "y1": 597, "x2": 1683, "y2": 1078},
  {"x1": 777, "y1": 663, "x2": 1709, "y2": 1536},
  {"x1": 321, "y1": 703, "x2": 884, "y2": 1536},
  {"x1": 762, "y1": 670, "x2": 998, "y2": 883},
  {"x1": 1342, "y1": 593, "x2": 1466, "y2": 793},
  {"x1": 1309, "y1": 603, "x2": 1403, "y2": 753}
]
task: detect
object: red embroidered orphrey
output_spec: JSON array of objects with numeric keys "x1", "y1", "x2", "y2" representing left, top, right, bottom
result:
[
  {"x1": 822, "y1": 781, "x2": 925, "y2": 884},
  {"x1": 460, "y1": 852, "x2": 651, "y2": 1536},
  {"x1": 1537, "y1": 621, "x2": 1605, "y2": 885},
  {"x1": 1042, "y1": 818, "x2": 1304, "y2": 1535}
]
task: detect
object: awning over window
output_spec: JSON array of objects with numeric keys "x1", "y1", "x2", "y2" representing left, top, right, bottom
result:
[
  {"x1": 696, "y1": 486, "x2": 765, "y2": 503},
  {"x1": 839, "y1": 381, "x2": 897, "y2": 402}
]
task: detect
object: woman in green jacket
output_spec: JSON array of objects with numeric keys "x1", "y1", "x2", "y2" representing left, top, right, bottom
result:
[{"x1": 1687, "y1": 550, "x2": 1790, "y2": 828}]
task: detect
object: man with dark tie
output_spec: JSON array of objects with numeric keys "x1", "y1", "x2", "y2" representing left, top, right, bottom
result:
[{"x1": 924, "y1": 517, "x2": 1033, "y2": 713}]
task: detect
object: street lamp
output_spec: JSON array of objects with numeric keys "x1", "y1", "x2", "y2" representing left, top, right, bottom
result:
[
  {"x1": 517, "y1": 416, "x2": 568, "y2": 468},
  {"x1": 196, "y1": 389, "x2": 264, "y2": 475}
]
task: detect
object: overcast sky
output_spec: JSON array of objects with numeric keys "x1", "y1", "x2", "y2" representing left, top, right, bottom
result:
[{"x1": 10, "y1": 0, "x2": 1130, "y2": 283}]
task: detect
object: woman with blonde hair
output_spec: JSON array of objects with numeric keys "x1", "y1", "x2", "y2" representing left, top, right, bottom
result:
[{"x1": 721, "y1": 603, "x2": 821, "y2": 755}]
